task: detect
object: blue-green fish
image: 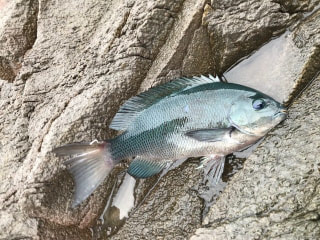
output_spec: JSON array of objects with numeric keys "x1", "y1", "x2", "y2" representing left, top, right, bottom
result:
[{"x1": 53, "y1": 75, "x2": 287, "y2": 207}]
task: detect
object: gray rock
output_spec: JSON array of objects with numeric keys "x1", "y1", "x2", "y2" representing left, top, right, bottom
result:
[
  {"x1": 0, "y1": 0, "x2": 38, "y2": 81},
  {"x1": 225, "y1": 8, "x2": 320, "y2": 103},
  {"x1": 278, "y1": 0, "x2": 320, "y2": 14},
  {"x1": 0, "y1": 0, "x2": 205, "y2": 238},
  {"x1": 203, "y1": 0, "x2": 298, "y2": 73},
  {"x1": 109, "y1": 161, "x2": 203, "y2": 240}
]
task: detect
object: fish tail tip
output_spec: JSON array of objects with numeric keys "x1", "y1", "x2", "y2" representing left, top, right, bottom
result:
[{"x1": 54, "y1": 141, "x2": 115, "y2": 206}]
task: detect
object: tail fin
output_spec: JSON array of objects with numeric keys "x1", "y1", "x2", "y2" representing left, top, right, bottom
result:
[{"x1": 53, "y1": 141, "x2": 115, "y2": 208}]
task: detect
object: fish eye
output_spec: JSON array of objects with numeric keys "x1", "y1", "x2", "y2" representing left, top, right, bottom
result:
[{"x1": 252, "y1": 99, "x2": 266, "y2": 110}]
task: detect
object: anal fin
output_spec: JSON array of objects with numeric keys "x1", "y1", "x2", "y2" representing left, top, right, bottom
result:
[{"x1": 128, "y1": 157, "x2": 170, "y2": 178}]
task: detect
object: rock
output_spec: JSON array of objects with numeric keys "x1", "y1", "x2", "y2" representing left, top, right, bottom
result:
[
  {"x1": 278, "y1": 0, "x2": 320, "y2": 14},
  {"x1": 225, "y1": 8, "x2": 320, "y2": 103},
  {"x1": 139, "y1": 0, "x2": 211, "y2": 90},
  {"x1": 0, "y1": 0, "x2": 38, "y2": 81},
  {"x1": 1, "y1": 0, "x2": 207, "y2": 238},
  {"x1": 0, "y1": 211, "x2": 38, "y2": 240},
  {"x1": 203, "y1": 0, "x2": 298, "y2": 74},
  {"x1": 0, "y1": 0, "x2": 319, "y2": 239}
]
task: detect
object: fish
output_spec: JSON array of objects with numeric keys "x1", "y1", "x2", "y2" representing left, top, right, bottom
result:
[{"x1": 53, "y1": 75, "x2": 287, "y2": 207}]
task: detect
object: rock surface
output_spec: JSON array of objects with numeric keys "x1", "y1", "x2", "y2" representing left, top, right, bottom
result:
[
  {"x1": 225, "y1": 6, "x2": 320, "y2": 103},
  {"x1": 204, "y1": 0, "x2": 320, "y2": 74},
  {"x1": 0, "y1": 0, "x2": 38, "y2": 81},
  {"x1": 0, "y1": 0, "x2": 319, "y2": 239}
]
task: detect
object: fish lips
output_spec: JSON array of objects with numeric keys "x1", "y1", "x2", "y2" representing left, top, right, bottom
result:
[{"x1": 273, "y1": 108, "x2": 288, "y2": 122}]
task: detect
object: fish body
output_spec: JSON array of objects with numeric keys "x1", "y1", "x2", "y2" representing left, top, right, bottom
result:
[
  {"x1": 111, "y1": 82, "x2": 260, "y2": 161},
  {"x1": 53, "y1": 75, "x2": 287, "y2": 207}
]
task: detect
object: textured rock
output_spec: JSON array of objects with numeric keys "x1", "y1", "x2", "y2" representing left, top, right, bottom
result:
[
  {"x1": 109, "y1": 161, "x2": 203, "y2": 240},
  {"x1": 225, "y1": 7, "x2": 320, "y2": 103},
  {"x1": 277, "y1": 0, "x2": 320, "y2": 14},
  {"x1": 0, "y1": 0, "x2": 38, "y2": 81},
  {"x1": 203, "y1": 0, "x2": 299, "y2": 74},
  {"x1": 1, "y1": 0, "x2": 207, "y2": 238},
  {"x1": 0, "y1": 0, "x2": 319, "y2": 239}
]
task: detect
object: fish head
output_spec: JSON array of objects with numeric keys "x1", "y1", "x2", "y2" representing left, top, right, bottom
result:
[{"x1": 228, "y1": 91, "x2": 287, "y2": 137}]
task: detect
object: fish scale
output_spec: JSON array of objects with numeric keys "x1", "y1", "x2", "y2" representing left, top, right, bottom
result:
[{"x1": 111, "y1": 90, "x2": 234, "y2": 161}]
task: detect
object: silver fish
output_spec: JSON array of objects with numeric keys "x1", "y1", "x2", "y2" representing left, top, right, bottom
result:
[{"x1": 53, "y1": 75, "x2": 287, "y2": 207}]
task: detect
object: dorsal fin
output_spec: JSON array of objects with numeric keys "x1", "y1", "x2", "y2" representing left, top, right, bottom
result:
[{"x1": 110, "y1": 75, "x2": 220, "y2": 131}]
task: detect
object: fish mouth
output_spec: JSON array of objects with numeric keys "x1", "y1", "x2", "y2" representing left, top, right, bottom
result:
[{"x1": 273, "y1": 108, "x2": 288, "y2": 121}]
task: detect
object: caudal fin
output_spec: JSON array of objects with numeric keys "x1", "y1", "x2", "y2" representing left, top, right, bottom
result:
[{"x1": 53, "y1": 141, "x2": 114, "y2": 208}]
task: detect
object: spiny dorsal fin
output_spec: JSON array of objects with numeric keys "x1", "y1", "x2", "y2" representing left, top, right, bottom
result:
[{"x1": 110, "y1": 75, "x2": 220, "y2": 131}]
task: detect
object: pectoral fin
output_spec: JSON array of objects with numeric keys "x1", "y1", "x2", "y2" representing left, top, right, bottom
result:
[
  {"x1": 128, "y1": 157, "x2": 170, "y2": 178},
  {"x1": 185, "y1": 128, "x2": 232, "y2": 142}
]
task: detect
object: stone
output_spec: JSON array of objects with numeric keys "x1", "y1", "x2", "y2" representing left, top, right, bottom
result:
[
  {"x1": 109, "y1": 161, "x2": 203, "y2": 240},
  {"x1": 203, "y1": 0, "x2": 298, "y2": 73},
  {"x1": 0, "y1": 0, "x2": 38, "y2": 81},
  {"x1": 225, "y1": 9, "x2": 320, "y2": 103},
  {"x1": 1, "y1": 0, "x2": 207, "y2": 238}
]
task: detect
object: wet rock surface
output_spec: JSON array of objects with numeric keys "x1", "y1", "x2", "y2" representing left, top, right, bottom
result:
[
  {"x1": 0, "y1": 0, "x2": 319, "y2": 239},
  {"x1": 225, "y1": 7, "x2": 320, "y2": 103},
  {"x1": 204, "y1": 0, "x2": 299, "y2": 74}
]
